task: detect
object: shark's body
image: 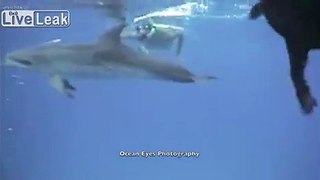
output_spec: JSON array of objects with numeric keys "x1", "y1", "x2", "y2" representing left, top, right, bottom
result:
[{"x1": 4, "y1": 24, "x2": 214, "y2": 97}]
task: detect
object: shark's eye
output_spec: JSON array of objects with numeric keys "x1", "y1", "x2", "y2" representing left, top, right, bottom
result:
[{"x1": 12, "y1": 58, "x2": 32, "y2": 66}]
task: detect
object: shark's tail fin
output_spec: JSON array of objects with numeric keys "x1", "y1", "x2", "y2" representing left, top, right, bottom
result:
[
  {"x1": 249, "y1": 3, "x2": 263, "y2": 20},
  {"x1": 139, "y1": 55, "x2": 216, "y2": 83},
  {"x1": 192, "y1": 76, "x2": 217, "y2": 82}
]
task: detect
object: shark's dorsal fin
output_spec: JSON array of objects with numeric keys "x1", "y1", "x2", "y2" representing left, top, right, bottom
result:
[{"x1": 97, "y1": 23, "x2": 127, "y2": 46}]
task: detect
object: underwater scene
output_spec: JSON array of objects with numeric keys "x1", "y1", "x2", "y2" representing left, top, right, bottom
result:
[{"x1": 0, "y1": 0, "x2": 319, "y2": 179}]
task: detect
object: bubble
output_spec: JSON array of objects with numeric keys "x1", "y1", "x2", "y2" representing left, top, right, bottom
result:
[
  {"x1": 11, "y1": 74, "x2": 21, "y2": 79},
  {"x1": 17, "y1": 81, "x2": 25, "y2": 85}
]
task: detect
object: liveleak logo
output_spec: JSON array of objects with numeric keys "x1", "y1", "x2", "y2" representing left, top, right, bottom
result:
[{"x1": 1, "y1": 10, "x2": 70, "y2": 27}]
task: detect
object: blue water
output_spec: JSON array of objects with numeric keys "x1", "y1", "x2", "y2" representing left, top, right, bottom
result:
[{"x1": 1, "y1": 1, "x2": 320, "y2": 180}]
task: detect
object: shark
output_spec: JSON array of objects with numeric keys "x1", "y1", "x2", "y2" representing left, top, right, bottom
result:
[{"x1": 3, "y1": 23, "x2": 215, "y2": 97}]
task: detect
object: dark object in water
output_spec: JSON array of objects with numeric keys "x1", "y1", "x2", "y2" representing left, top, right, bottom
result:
[{"x1": 249, "y1": 0, "x2": 320, "y2": 114}]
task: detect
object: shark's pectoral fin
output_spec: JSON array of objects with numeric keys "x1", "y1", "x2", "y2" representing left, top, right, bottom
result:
[{"x1": 49, "y1": 75, "x2": 76, "y2": 98}]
